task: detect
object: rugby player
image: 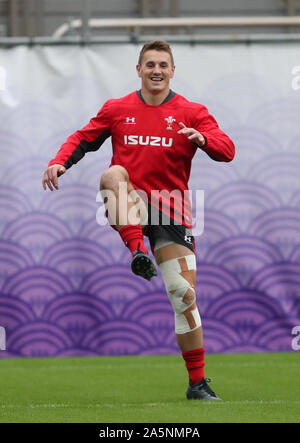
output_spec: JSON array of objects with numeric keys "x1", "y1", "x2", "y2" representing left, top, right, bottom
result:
[{"x1": 42, "y1": 40, "x2": 235, "y2": 401}]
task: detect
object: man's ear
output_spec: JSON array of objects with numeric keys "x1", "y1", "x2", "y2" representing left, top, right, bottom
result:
[
  {"x1": 136, "y1": 64, "x2": 142, "y2": 78},
  {"x1": 170, "y1": 65, "x2": 175, "y2": 79}
]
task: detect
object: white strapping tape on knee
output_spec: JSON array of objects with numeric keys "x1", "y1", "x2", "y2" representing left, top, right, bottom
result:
[
  {"x1": 158, "y1": 254, "x2": 201, "y2": 334},
  {"x1": 175, "y1": 308, "x2": 202, "y2": 335}
]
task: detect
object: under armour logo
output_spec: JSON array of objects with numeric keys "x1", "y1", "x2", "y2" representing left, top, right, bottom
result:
[
  {"x1": 184, "y1": 235, "x2": 192, "y2": 243},
  {"x1": 125, "y1": 117, "x2": 136, "y2": 124}
]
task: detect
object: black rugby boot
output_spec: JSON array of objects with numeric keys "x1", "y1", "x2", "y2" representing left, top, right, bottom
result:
[
  {"x1": 186, "y1": 377, "x2": 221, "y2": 401},
  {"x1": 131, "y1": 245, "x2": 157, "y2": 281}
]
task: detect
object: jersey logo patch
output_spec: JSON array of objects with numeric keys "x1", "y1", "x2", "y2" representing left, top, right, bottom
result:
[
  {"x1": 165, "y1": 116, "x2": 176, "y2": 131},
  {"x1": 125, "y1": 117, "x2": 136, "y2": 124}
]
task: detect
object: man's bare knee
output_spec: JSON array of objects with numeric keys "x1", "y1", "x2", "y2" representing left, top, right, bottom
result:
[{"x1": 100, "y1": 165, "x2": 129, "y2": 190}]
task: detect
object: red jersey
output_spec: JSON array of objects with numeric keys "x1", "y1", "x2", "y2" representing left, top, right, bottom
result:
[{"x1": 48, "y1": 90, "x2": 235, "y2": 227}]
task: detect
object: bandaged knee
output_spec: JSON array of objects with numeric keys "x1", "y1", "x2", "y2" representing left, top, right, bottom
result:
[{"x1": 158, "y1": 255, "x2": 202, "y2": 334}]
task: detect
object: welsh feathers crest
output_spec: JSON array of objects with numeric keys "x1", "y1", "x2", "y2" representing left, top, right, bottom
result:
[{"x1": 165, "y1": 116, "x2": 176, "y2": 130}]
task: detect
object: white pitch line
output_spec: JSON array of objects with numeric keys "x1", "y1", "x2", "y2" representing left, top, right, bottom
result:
[
  {"x1": 0, "y1": 360, "x2": 299, "y2": 372},
  {"x1": 0, "y1": 363, "x2": 183, "y2": 372},
  {"x1": 1, "y1": 400, "x2": 300, "y2": 409}
]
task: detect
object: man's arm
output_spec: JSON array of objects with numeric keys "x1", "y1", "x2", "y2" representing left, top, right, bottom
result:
[
  {"x1": 178, "y1": 105, "x2": 235, "y2": 162},
  {"x1": 42, "y1": 101, "x2": 111, "y2": 191}
]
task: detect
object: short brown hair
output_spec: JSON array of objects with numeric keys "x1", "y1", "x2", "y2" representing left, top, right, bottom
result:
[{"x1": 138, "y1": 40, "x2": 174, "y2": 66}]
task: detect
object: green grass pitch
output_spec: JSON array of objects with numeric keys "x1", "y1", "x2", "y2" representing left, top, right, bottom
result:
[{"x1": 0, "y1": 352, "x2": 299, "y2": 423}]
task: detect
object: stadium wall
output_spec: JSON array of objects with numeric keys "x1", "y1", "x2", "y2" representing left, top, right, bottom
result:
[{"x1": 0, "y1": 42, "x2": 300, "y2": 357}]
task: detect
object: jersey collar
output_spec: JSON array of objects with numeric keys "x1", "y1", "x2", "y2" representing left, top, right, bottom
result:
[{"x1": 136, "y1": 89, "x2": 176, "y2": 105}]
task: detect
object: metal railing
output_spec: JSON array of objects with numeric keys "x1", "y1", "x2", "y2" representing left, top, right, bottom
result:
[
  {"x1": 1, "y1": 13, "x2": 300, "y2": 46},
  {"x1": 52, "y1": 16, "x2": 300, "y2": 39},
  {"x1": 3, "y1": 0, "x2": 300, "y2": 39}
]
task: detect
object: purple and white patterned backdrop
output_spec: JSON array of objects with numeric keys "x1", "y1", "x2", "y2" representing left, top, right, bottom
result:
[{"x1": 0, "y1": 44, "x2": 300, "y2": 357}]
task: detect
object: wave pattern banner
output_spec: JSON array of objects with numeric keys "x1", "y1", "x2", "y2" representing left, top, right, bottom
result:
[{"x1": 0, "y1": 44, "x2": 299, "y2": 357}]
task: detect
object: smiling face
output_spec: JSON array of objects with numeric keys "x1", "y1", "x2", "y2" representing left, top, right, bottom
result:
[{"x1": 136, "y1": 50, "x2": 175, "y2": 96}]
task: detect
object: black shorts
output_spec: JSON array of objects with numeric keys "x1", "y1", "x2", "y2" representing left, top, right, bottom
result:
[{"x1": 143, "y1": 204, "x2": 195, "y2": 254}]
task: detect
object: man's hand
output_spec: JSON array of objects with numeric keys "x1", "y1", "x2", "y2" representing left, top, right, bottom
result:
[
  {"x1": 42, "y1": 164, "x2": 66, "y2": 191},
  {"x1": 177, "y1": 122, "x2": 206, "y2": 147}
]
